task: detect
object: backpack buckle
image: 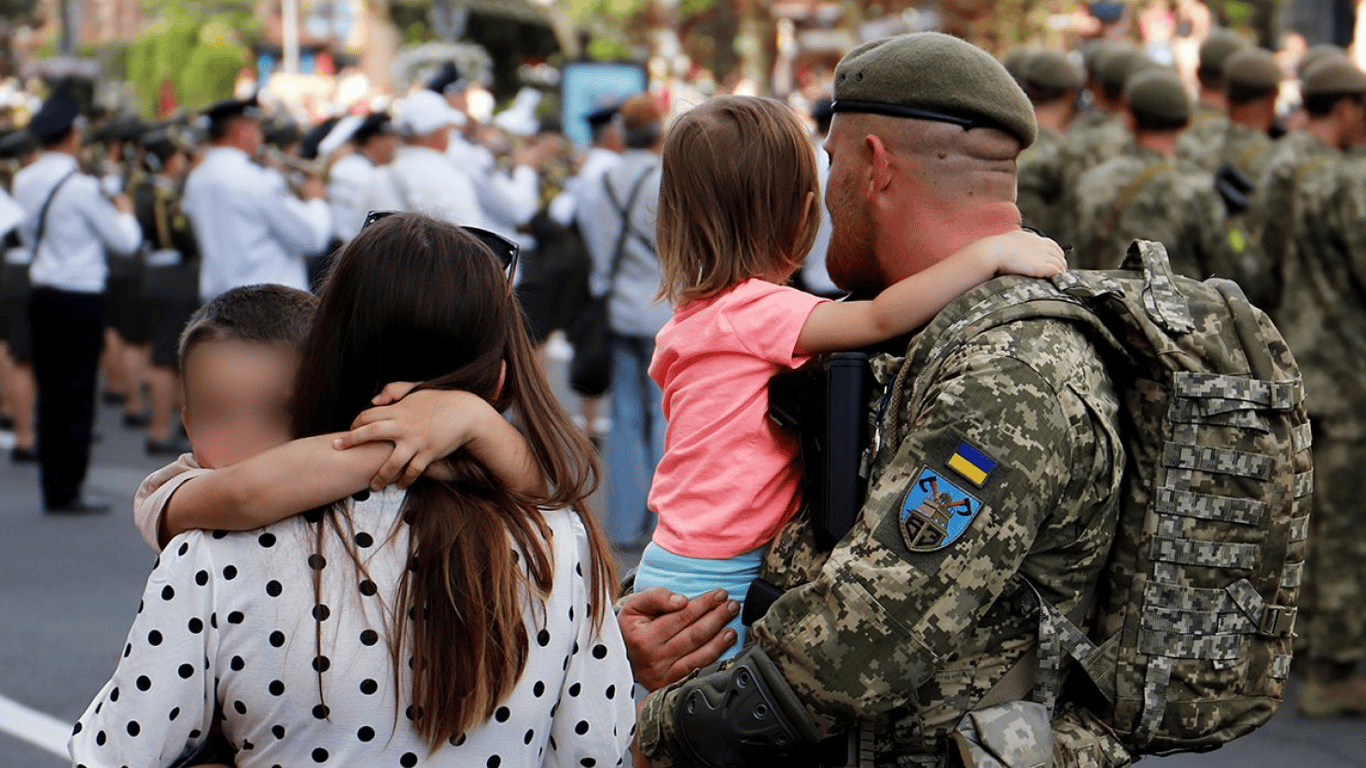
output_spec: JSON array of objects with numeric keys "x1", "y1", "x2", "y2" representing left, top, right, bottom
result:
[{"x1": 1259, "y1": 605, "x2": 1296, "y2": 638}]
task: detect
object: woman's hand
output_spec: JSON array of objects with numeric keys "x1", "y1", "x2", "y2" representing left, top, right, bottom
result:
[{"x1": 618, "y1": 588, "x2": 739, "y2": 692}]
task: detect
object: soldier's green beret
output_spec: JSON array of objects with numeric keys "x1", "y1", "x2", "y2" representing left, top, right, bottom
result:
[
  {"x1": 1124, "y1": 67, "x2": 1191, "y2": 123},
  {"x1": 1002, "y1": 46, "x2": 1039, "y2": 84},
  {"x1": 1298, "y1": 44, "x2": 1346, "y2": 80},
  {"x1": 1082, "y1": 40, "x2": 1118, "y2": 79},
  {"x1": 1223, "y1": 48, "x2": 1281, "y2": 92},
  {"x1": 1198, "y1": 29, "x2": 1248, "y2": 76},
  {"x1": 1301, "y1": 57, "x2": 1366, "y2": 96},
  {"x1": 1024, "y1": 49, "x2": 1086, "y2": 93},
  {"x1": 832, "y1": 32, "x2": 1037, "y2": 148},
  {"x1": 1099, "y1": 47, "x2": 1158, "y2": 91}
]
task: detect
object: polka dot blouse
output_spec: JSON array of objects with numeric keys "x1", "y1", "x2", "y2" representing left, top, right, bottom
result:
[{"x1": 70, "y1": 490, "x2": 635, "y2": 767}]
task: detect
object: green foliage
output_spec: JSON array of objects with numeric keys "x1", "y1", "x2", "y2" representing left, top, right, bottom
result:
[
  {"x1": 180, "y1": 37, "x2": 249, "y2": 110},
  {"x1": 127, "y1": 16, "x2": 249, "y2": 116}
]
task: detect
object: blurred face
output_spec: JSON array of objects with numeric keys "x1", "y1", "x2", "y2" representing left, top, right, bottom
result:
[
  {"x1": 369, "y1": 133, "x2": 400, "y2": 165},
  {"x1": 163, "y1": 150, "x2": 190, "y2": 181},
  {"x1": 180, "y1": 340, "x2": 298, "y2": 470},
  {"x1": 822, "y1": 115, "x2": 884, "y2": 295}
]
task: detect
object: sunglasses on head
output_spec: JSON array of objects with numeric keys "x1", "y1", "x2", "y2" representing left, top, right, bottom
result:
[{"x1": 360, "y1": 210, "x2": 520, "y2": 280}]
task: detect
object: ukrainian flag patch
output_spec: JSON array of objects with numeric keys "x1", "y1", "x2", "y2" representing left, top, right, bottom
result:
[{"x1": 946, "y1": 442, "x2": 995, "y2": 487}]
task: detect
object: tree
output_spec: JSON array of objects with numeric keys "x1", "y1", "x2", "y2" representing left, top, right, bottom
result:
[{"x1": 0, "y1": 0, "x2": 39, "y2": 77}]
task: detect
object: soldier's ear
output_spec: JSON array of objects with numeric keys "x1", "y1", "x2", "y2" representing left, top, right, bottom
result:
[{"x1": 863, "y1": 134, "x2": 892, "y2": 200}]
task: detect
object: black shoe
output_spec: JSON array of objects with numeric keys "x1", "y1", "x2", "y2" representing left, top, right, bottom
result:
[
  {"x1": 10, "y1": 446, "x2": 36, "y2": 463},
  {"x1": 0, "y1": 416, "x2": 13, "y2": 431},
  {"x1": 45, "y1": 496, "x2": 111, "y2": 514},
  {"x1": 146, "y1": 436, "x2": 191, "y2": 457},
  {"x1": 102, "y1": 390, "x2": 127, "y2": 406},
  {"x1": 123, "y1": 413, "x2": 150, "y2": 429}
]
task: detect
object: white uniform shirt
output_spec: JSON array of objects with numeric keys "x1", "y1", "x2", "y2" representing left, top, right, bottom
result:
[
  {"x1": 577, "y1": 149, "x2": 671, "y2": 338},
  {"x1": 801, "y1": 146, "x2": 840, "y2": 296},
  {"x1": 446, "y1": 132, "x2": 539, "y2": 235},
  {"x1": 364, "y1": 145, "x2": 486, "y2": 229},
  {"x1": 71, "y1": 491, "x2": 635, "y2": 768},
  {"x1": 182, "y1": 146, "x2": 331, "y2": 300},
  {"x1": 326, "y1": 152, "x2": 374, "y2": 244},
  {"x1": 13, "y1": 153, "x2": 141, "y2": 293}
]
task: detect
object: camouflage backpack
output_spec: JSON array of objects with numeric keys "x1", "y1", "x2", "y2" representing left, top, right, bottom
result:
[{"x1": 899, "y1": 240, "x2": 1311, "y2": 757}]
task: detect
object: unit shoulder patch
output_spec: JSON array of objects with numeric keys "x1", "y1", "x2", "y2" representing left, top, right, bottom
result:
[{"x1": 899, "y1": 467, "x2": 983, "y2": 552}]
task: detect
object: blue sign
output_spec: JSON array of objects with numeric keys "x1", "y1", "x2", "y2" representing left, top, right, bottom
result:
[{"x1": 561, "y1": 62, "x2": 648, "y2": 147}]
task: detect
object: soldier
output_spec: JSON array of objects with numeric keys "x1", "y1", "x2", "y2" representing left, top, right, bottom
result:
[
  {"x1": 1178, "y1": 47, "x2": 1280, "y2": 178},
  {"x1": 326, "y1": 112, "x2": 398, "y2": 247},
  {"x1": 1016, "y1": 49, "x2": 1084, "y2": 238},
  {"x1": 1053, "y1": 46, "x2": 1155, "y2": 224},
  {"x1": 1177, "y1": 29, "x2": 1249, "y2": 161},
  {"x1": 1248, "y1": 55, "x2": 1364, "y2": 316},
  {"x1": 130, "y1": 125, "x2": 199, "y2": 456},
  {"x1": 1071, "y1": 68, "x2": 1234, "y2": 278},
  {"x1": 182, "y1": 97, "x2": 331, "y2": 300},
  {"x1": 14, "y1": 86, "x2": 142, "y2": 514},
  {"x1": 1277, "y1": 132, "x2": 1366, "y2": 719},
  {"x1": 622, "y1": 32, "x2": 1128, "y2": 768}
]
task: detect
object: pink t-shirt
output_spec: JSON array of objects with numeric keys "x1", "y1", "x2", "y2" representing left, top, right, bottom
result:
[{"x1": 648, "y1": 279, "x2": 828, "y2": 559}]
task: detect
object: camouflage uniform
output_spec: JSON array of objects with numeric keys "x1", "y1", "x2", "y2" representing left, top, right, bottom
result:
[
  {"x1": 638, "y1": 282, "x2": 1127, "y2": 767},
  {"x1": 1016, "y1": 125, "x2": 1066, "y2": 238},
  {"x1": 1070, "y1": 144, "x2": 1239, "y2": 279},
  {"x1": 1278, "y1": 150, "x2": 1366, "y2": 670},
  {"x1": 1055, "y1": 112, "x2": 1133, "y2": 219},
  {"x1": 1174, "y1": 106, "x2": 1230, "y2": 170},
  {"x1": 1247, "y1": 131, "x2": 1338, "y2": 317}
]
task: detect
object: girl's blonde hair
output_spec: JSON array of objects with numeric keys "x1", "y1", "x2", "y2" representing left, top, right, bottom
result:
[{"x1": 656, "y1": 95, "x2": 822, "y2": 305}]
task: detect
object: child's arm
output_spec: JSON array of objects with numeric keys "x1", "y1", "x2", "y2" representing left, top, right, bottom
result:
[
  {"x1": 795, "y1": 229, "x2": 1066, "y2": 355},
  {"x1": 159, "y1": 389, "x2": 545, "y2": 546},
  {"x1": 157, "y1": 435, "x2": 391, "y2": 545},
  {"x1": 336, "y1": 383, "x2": 548, "y2": 496}
]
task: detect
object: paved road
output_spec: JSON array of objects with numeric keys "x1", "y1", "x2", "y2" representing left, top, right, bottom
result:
[{"x1": 0, "y1": 343, "x2": 1362, "y2": 767}]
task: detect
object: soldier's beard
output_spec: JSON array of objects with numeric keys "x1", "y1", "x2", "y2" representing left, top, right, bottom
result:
[{"x1": 826, "y1": 203, "x2": 885, "y2": 297}]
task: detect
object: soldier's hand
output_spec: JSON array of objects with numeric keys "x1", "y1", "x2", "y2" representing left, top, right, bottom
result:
[
  {"x1": 301, "y1": 176, "x2": 327, "y2": 201},
  {"x1": 618, "y1": 588, "x2": 739, "y2": 691},
  {"x1": 111, "y1": 194, "x2": 132, "y2": 215}
]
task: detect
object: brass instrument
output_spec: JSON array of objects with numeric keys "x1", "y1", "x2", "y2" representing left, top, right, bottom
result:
[{"x1": 262, "y1": 146, "x2": 327, "y2": 196}]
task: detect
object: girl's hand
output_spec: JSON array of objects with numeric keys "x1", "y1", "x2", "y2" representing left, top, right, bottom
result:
[{"x1": 972, "y1": 229, "x2": 1068, "y2": 278}]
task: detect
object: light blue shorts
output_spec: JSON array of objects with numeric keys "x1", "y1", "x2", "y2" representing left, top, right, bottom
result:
[{"x1": 633, "y1": 541, "x2": 767, "y2": 660}]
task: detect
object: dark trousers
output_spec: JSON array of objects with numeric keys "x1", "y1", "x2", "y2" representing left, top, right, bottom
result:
[{"x1": 29, "y1": 287, "x2": 104, "y2": 508}]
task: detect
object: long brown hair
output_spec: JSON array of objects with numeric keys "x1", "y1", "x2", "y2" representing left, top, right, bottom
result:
[
  {"x1": 289, "y1": 213, "x2": 616, "y2": 749},
  {"x1": 656, "y1": 95, "x2": 822, "y2": 306}
]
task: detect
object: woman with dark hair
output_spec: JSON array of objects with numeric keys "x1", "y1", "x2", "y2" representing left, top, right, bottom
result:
[{"x1": 71, "y1": 212, "x2": 633, "y2": 767}]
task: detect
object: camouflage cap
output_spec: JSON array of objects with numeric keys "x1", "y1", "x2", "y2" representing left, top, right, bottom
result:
[
  {"x1": 832, "y1": 32, "x2": 1037, "y2": 148},
  {"x1": 1024, "y1": 49, "x2": 1086, "y2": 93},
  {"x1": 1298, "y1": 44, "x2": 1346, "y2": 80},
  {"x1": 1199, "y1": 29, "x2": 1249, "y2": 77},
  {"x1": 1124, "y1": 67, "x2": 1191, "y2": 123},
  {"x1": 1301, "y1": 57, "x2": 1366, "y2": 97},
  {"x1": 1223, "y1": 48, "x2": 1281, "y2": 91},
  {"x1": 1099, "y1": 47, "x2": 1158, "y2": 92}
]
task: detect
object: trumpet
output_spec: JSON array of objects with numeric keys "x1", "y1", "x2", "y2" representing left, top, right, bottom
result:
[{"x1": 262, "y1": 147, "x2": 328, "y2": 196}]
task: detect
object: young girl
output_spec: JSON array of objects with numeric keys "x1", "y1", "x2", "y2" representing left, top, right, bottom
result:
[{"x1": 637, "y1": 95, "x2": 1066, "y2": 655}]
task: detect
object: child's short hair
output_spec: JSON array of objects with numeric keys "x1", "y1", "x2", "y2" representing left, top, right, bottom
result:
[
  {"x1": 656, "y1": 95, "x2": 821, "y2": 305},
  {"x1": 178, "y1": 284, "x2": 319, "y2": 367}
]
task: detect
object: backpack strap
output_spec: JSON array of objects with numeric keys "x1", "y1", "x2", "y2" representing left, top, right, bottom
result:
[
  {"x1": 31, "y1": 170, "x2": 78, "y2": 261},
  {"x1": 604, "y1": 167, "x2": 656, "y2": 259},
  {"x1": 1087, "y1": 161, "x2": 1169, "y2": 268}
]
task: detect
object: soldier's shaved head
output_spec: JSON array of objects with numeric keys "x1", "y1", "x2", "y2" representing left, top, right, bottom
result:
[{"x1": 823, "y1": 112, "x2": 1023, "y2": 295}]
